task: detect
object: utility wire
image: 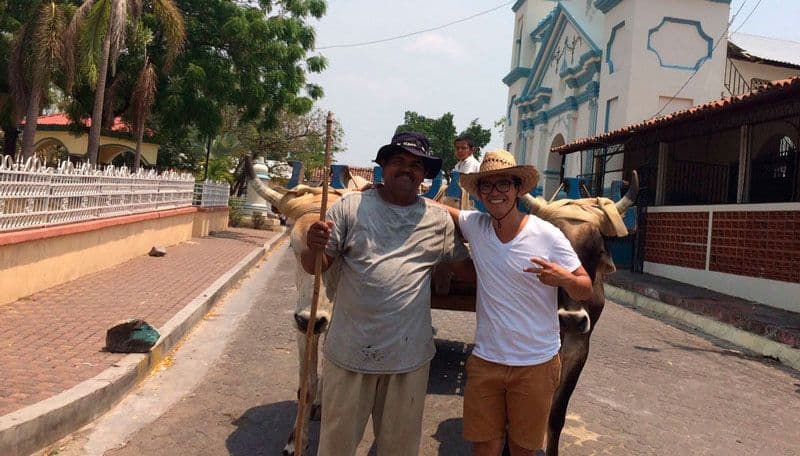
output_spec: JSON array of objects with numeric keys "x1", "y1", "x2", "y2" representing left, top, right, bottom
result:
[
  {"x1": 316, "y1": 1, "x2": 513, "y2": 50},
  {"x1": 731, "y1": 0, "x2": 764, "y2": 34},
  {"x1": 651, "y1": 0, "x2": 753, "y2": 118}
]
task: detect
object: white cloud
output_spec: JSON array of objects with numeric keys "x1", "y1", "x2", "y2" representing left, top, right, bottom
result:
[{"x1": 404, "y1": 33, "x2": 467, "y2": 60}]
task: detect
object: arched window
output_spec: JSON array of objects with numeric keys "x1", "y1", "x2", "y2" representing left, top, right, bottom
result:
[{"x1": 111, "y1": 150, "x2": 137, "y2": 168}]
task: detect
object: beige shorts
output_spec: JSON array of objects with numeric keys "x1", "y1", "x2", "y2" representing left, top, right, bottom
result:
[{"x1": 463, "y1": 354, "x2": 561, "y2": 450}]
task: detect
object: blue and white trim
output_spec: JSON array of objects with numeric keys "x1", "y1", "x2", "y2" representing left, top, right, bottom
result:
[
  {"x1": 519, "y1": 82, "x2": 599, "y2": 131},
  {"x1": 519, "y1": 87, "x2": 552, "y2": 113},
  {"x1": 503, "y1": 67, "x2": 532, "y2": 86},
  {"x1": 520, "y1": 3, "x2": 601, "y2": 103},
  {"x1": 595, "y1": 0, "x2": 730, "y2": 14},
  {"x1": 647, "y1": 17, "x2": 713, "y2": 71},
  {"x1": 606, "y1": 21, "x2": 625, "y2": 74},
  {"x1": 559, "y1": 49, "x2": 602, "y2": 88},
  {"x1": 593, "y1": 0, "x2": 622, "y2": 13}
]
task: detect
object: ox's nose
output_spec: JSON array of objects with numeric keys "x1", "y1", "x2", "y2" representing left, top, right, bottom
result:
[
  {"x1": 294, "y1": 312, "x2": 329, "y2": 334},
  {"x1": 557, "y1": 308, "x2": 592, "y2": 335}
]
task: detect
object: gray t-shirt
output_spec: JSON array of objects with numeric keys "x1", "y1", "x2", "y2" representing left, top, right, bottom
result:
[{"x1": 323, "y1": 189, "x2": 468, "y2": 374}]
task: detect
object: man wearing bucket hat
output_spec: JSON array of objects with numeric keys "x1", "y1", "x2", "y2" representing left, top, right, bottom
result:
[
  {"x1": 302, "y1": 131, "x2": 471, "y2": 456},
  {"x1": 430, "y1": 149, "x2": 592, "y2": 455}
]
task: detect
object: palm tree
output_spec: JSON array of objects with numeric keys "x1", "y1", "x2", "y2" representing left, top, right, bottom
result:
[
  {"x1": 129, "y1": 58, "x2": 155, "y2": 171},
  {"x1": 126, "y1": 24, "x2": 156, "y2": 171},
  {"x1": 9, "y1": 1, "x2": 69, "y2": 159},
  {"x1": 67, "y1": 0, "x2": 184, "y2": 164}
]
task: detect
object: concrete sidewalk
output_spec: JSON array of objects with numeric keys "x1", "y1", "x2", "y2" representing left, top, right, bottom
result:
[
  {"x1": 606, "y1": 270, "x2": 800, "y2": 371},
  {"x1": 0, "y1": 227, "x2": 286, "y2": 456}
]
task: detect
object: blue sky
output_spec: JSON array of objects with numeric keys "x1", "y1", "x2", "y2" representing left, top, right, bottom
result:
[{"x1": 309, "y1": 0, "x2": 799, "y2": 167}]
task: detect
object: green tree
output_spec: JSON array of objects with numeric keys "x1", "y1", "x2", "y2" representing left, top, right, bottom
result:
[
  {"x1": 9, "y1": 1, "x2": 72, "y2": 159},
  {"x1": 155, "y1": 0, "x2": 328, "y2": 169},
  {"x1": 66, "y1": 0, "x2": 185, "y2": 164},
  {"x1": 0, "y1": 0, "x2": 23, "y2": 155},
  {"x1": 216, "y1": 107, "x2": 343, "y2": 194},
  {"x1": 461, "y1": 118, "x2": 492, "y2": 156},
  {"x1": 395, "y1": 111, "x2": 491, "y2": 179},
  {"x1": 126, "y1": 24, "x2": 162, "y2": 171}
]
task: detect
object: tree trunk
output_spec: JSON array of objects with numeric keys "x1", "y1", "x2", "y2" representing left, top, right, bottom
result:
[
  {"x1": 21, "y1": 87, "x2": 43, "y2": 159},
  {"x1": 86, "y1": 2, "x2": 116, "y2": 165},
  {"x1": 133, "y1": 121, "x2": 145, "y2": 171},
  {"x1": 203, "y1": 135, "x2": 212, "y2": 181},
  {"x1": 2, "y1": 125, "x2": 20, "y2": 157}
]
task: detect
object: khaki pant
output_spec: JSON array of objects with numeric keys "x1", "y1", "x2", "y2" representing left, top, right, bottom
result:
[
  {"x1": 317, "y1": 359, "x2": 430, "y2": 456},
  {"x1": 463, "y1": 354, "x2": 561, "y2": 450}
]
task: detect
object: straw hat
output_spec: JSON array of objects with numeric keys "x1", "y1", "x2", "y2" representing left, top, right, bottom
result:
[{"x1": 460, "y1": 149, "x2": 539, "y2": 196}]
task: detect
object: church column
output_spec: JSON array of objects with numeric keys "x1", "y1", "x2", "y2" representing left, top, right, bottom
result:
[
  {"x1": 564, "y1": 112, "x2": 579, "y2": 177},
  {"x1": 585, "y1": 99, "x2": 599, "y2": 177},
  {"x1": 523, "y1": 129, "x2": 536, "y2": 165}
]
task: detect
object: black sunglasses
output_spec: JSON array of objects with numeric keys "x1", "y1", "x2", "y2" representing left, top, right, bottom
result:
[{"x1": 478, "y1": 179, "x2": 515, "y2": 194}]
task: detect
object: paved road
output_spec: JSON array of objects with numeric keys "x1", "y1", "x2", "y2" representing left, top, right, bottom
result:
[{"x1": 54, "y1": 244, "x2": 800, "y2": 455}]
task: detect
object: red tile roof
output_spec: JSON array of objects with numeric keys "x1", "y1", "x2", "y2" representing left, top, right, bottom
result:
[
  {"x1": 309, "y1": 165, "x2": 374, "y2": 183},
  {"x1": 553, "y1": 77, "x2": 800, "y2": 155},
  {"x1": 30, "y1": 113, "x2": 137, "y2": 134}
]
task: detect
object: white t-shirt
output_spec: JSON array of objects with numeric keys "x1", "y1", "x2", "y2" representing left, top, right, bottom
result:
[
  {"x1": 454, "y1": 155, "x2": 480, "y2": 174},
  {"x1": 458, "y1": 211, "x2": 582, "y2": 366}
]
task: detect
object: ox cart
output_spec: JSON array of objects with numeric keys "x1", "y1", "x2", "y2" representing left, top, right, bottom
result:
[{"x1": 245, "y1": 155, "x2": 639, "y2": 456}]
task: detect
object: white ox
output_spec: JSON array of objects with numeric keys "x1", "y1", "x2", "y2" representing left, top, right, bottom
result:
[{"x1": 245, "y1": 160, "x2": 366, "y2": 455}]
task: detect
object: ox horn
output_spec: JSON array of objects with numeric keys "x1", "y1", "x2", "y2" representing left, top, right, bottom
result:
[
  {"x1": 244, "y1": 154, "x2": 285, "y2": 207},
  {"x1": 520, "y1": 194, "x2": 547, "y2": 215},
  {"x1": 614, "y1": 170, "x2": 639, "y2": 214}
]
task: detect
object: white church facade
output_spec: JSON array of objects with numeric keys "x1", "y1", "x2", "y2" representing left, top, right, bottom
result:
[{"x1": 504, "y1": 0, "x2": 800, "y2": 198}]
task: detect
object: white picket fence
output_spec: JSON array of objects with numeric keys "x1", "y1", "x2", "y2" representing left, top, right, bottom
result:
[
  {"x1": 0, "y1": 156, "x2": 205, "y2": 233},
  {"x1": 193, "y1": 180, "x2": 230, "y2": 208}
]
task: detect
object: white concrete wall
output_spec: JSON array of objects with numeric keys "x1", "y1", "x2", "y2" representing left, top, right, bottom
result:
[
  {"x1": 643, "y1": 262, "x2": 800, "y2": 313},
  {"x1": 598, "y1": 0, "x2": 730, "y2": 130},
  {"x1": 731, "y1": 59, "x2": 800, "y2": 86}
]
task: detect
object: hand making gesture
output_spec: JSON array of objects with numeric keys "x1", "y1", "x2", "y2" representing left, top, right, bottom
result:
[{"x1": 524, "y1": 257, "x2": 574, "y2": 287}]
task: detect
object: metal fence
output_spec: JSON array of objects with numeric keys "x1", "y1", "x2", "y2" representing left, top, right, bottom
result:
[
  {"x1": 0, "y1": 156, "x2": 195, "y2": 233},
  {"x1": 193, "y1": 180, "x2": 230, "y2": 208}
]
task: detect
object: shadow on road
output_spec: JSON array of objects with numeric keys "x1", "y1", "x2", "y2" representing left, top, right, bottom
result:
[
  {"x1": 430, "y1": 338, "x2": 473, "y2": 396},
  {"x1": 210, "y1": 230, "x2": 271, "y2": 246},
  {"x1": 433, "y1": 418, "x2": 471, "y2": 455},
  {"x1": 226, "y1": 340, "x2": 472, "y2": 455},
  {"x1": 659, "y1": 339, "x2": 766, "y2": 360},
  {"x1": 225, "y1": 400, "x2": 320, "y2": 456}
]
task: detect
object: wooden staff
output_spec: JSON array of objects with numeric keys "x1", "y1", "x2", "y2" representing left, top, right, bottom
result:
[{"x1": 295, "y1": 111, "x2": 334, "y2": 454}]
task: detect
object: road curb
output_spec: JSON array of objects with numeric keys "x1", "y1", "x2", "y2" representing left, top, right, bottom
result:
[
  {"x1": 0, "y1": 231, "x2": 288, "y2": 456},
  {"x1": 605, "y1": 284, "x2": 800, "y2": 372}
]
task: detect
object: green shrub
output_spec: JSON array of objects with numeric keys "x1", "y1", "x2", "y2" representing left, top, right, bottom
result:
[
  {"x1": 228, "y1": 198, "x2": 244, "y2": 227},
  {"x1": 252, "y1": 210, "x2": 266, "y2": 230}
]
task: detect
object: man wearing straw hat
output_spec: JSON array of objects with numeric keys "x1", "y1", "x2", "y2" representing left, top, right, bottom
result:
[
  {"x1": 432, "y1": 149, "x2": 593, "y2": 455},
  {"x1": 302, "y1": 131, "x2": 471, "y2": 456}
]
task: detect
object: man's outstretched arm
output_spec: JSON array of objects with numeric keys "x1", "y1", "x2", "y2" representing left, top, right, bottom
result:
[{"x1": 425, "y1": 198, "x2": 461, "y2": 227}]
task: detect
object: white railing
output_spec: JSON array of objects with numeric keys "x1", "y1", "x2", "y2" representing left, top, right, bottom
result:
[
  {"x1": 0, "y1": 156, "x2": 195, "y2": 233},
  {"x1": 193, "y1": 180, "x2": 230, "y2": 208}
]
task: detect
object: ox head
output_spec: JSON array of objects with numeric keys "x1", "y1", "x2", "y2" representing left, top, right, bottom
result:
[{"x1": 521, "y1": 172, "x2": 639, "y2": 335}]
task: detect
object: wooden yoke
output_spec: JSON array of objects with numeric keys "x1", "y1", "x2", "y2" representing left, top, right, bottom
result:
[{"x1": 295, "y1": 111, "x2": 334, "y2": 454}]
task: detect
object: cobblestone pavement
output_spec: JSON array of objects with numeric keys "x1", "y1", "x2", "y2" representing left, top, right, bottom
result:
[
  {"x1": 64, "y1": 248, "x2": 800, "y2": 456},
  {"x1": 0, "y1": 228, "x2": 275, "y2": 417}
]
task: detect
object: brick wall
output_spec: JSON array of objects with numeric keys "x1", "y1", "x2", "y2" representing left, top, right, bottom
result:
[
  {"x1": 644, "y1": 212, "x2": 709, "y2": 270},
  {"x1": 645, "y1": 209, "x2": 800, "y2": 283},
  {"x1": 710, "y1": 211, "x2": 800, "y2": 283}
]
